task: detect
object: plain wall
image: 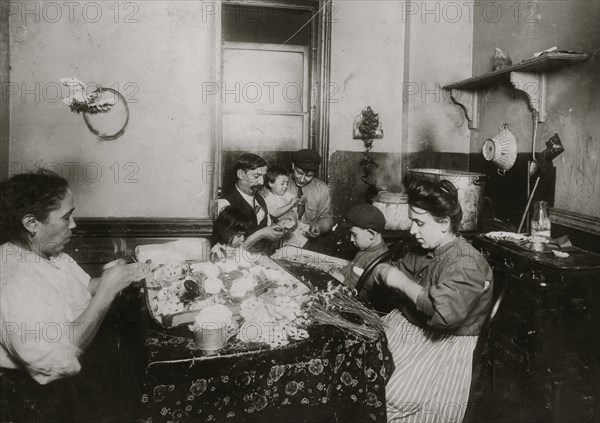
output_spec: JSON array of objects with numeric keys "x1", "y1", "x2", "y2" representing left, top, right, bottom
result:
[
  {"x1": 0, "y1": 5, "x2": 9, "y2": 179},
  {"x1": 17, "y1": 2, "x2": 595, "y2": 221},
  {"x1": 404, "y1": 1, "x2": 473, "y2": 156},
  {"x1": 7, "y1": 1, "x2": 216, "y2": 217},
  {"x1": 328, "y1": 0, "x2": 405, "y2": 157},
  {"x1": 328, "y1": 1, "x2": 473, "y2": 197},
  {"x1": 471, "y1": 0, "x2": 600, "y2": 218}
]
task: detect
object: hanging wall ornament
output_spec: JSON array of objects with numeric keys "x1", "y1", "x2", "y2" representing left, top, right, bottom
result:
[
  {"x1": 353, "y1": 106, "x2": 384, "y2": 181},
  {"x1": 61, "y1": 78, "x2": 129, "y2": 140}
]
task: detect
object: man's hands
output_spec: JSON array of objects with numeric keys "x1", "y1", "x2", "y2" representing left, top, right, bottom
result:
[
  {"x1": 259, "y1": 225, "x2": 286, "y2": 242},
  {"x1": 305, "y1": 224, "x2": 321, "y2": 238},
  {"x1": 242, "y1": 225, "x2": 285, "y2": 250}
]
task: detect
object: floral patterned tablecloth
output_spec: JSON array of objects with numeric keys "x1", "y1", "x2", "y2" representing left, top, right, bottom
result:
[{"x1": 139, "y1": 263, "x2": 394, "y2": 423}]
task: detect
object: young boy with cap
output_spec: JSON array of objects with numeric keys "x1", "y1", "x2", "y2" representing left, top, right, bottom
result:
[{"x1": 330, "y1": 203, "x2": 389, "y2": 299}]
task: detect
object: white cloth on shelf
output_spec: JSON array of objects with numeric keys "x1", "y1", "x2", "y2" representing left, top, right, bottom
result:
[{"x1": 135, "y1": 238, "x2": 211, "y2": 265}]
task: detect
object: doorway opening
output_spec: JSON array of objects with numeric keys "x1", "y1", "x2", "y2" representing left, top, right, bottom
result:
[{"x1": 215, "y1": 1, "x2": 331, "y2": 193}]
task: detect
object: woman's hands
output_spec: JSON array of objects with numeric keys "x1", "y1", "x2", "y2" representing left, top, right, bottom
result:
[
  {"x1": 373, "y1": 263, "x2": 397, "y2": 286},
  {"x1": 76, "y1": 261, "x2": 149, "y2": 350},
  {"x1": 374, "y1": 263, "x2": 423, "y2": 304},
  {"x1": 95, "y1": 260, "x2": 149, "y2": 300},
  {"x1": 374, "y1": 263, "x2": 415, "y2": 290}
]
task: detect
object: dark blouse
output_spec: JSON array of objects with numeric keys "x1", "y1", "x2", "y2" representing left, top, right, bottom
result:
[{"x1": 393, "y1": 236, "x2": 493, "y2": 336}]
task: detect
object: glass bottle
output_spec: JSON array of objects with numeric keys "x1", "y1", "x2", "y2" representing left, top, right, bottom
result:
[{"x1": 531, "y1": 201, "x2": 551, "y2": 238}]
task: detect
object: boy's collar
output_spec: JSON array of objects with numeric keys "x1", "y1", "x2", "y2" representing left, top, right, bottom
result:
[{"x1": 363, "y1": 238, "x2": 385, "y2": 252}]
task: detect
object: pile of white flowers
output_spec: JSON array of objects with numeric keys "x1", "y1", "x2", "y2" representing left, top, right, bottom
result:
[
  {"x1": 238, "y1": 294, "x2": 308, "y2": 348},
  {"x1": 148, "y1": 258, "x2": 311, "y2": 348}
]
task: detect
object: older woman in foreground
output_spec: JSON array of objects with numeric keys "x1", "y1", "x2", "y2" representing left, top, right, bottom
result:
[
  {"x1": 0, "y1": 171, "x2": 148, "y2": 419},
  {"x1": 374, "y1": 175, "x2": 493, "y2": 423}
]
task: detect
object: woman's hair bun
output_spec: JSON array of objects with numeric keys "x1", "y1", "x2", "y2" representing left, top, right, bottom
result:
[
  {"x1": 403, "y1": 173, "x2": 462, "y2": 233},
  {"x1": 439, "y1": 179, "x2": 458, "y2": 202}
]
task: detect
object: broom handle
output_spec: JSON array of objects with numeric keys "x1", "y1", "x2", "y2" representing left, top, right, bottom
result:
[{"x1": 517, "y1": 177, "x2": 541, "y2": 234}]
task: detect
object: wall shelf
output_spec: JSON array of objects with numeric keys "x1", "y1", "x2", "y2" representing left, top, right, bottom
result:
[{"x1": 444, "y1": 52, "x2": 591, "y2": 129}]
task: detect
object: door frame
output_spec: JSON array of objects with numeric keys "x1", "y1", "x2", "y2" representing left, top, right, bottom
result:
[{"x1": 210, "y1": 0, "x2": 332, "y2": 201}]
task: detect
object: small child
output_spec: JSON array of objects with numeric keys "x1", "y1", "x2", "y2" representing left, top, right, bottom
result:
[
  {"x1": 260, "y1": 165, "x2": 309, "y2": 247},
  {"x1": 260, "y1": 165, "x2": 301, "y2": 221},
  {"x1": 210, "y1": 206, "x2": 254, "y2": 262},
  {"x1": 329, "y1": 204, "x2": 389, "y2": 299}
]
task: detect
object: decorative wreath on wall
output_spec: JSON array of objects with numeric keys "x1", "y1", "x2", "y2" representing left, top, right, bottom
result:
[{"x1": 61, "y1": 78, "x2": 129, "y2": 140}]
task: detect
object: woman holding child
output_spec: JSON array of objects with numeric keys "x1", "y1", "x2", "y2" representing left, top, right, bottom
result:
[{"x1": 374, "y1": 175, "x2": 493, "y2": 423}]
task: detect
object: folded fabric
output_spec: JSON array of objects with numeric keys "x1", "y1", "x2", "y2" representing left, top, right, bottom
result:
[{"x1": 135, "y1": 238, "x2": 210, "y2": 265}]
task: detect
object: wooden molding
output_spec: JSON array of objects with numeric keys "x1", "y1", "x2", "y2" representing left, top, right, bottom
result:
[
  {"x1": 68, "y1": 218, "x2": 213, "y2": 264},
  {"x1": 0, "y1": 9, "x2": 9, "y2": 181},
  {"x1": 317, "y1": 0, "x2": 332, "y2": 183},
  {"x1": 549, "y1": 208, "x2": 600, "y2": 236},
  {"x1": 73, "y1": 217, "x2": 213, "y2": 238}
]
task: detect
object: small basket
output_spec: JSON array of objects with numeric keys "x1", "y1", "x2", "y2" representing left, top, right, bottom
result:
[{"x1": 483, "y1": 123, "x2": 517, "y2": 175}]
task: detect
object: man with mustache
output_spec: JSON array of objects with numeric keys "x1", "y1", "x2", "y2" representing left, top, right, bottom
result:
[{"x1": 218, "y1": 153, "x2": 284, "y2": 253}]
